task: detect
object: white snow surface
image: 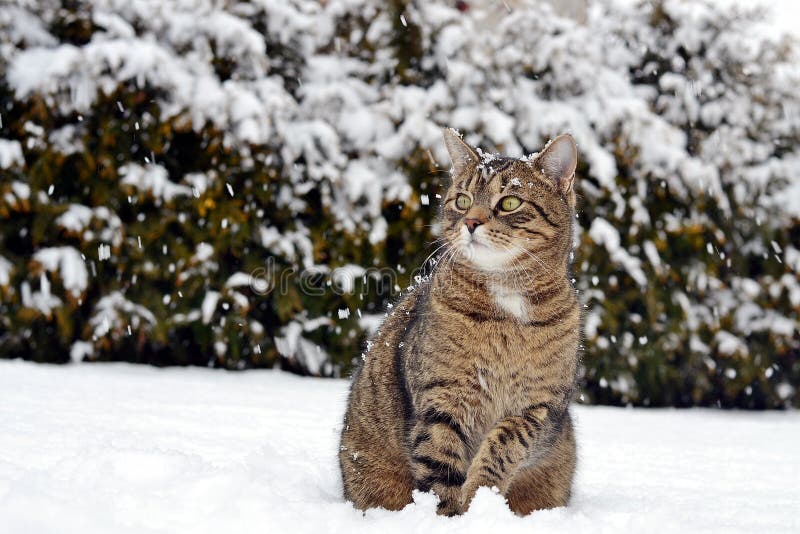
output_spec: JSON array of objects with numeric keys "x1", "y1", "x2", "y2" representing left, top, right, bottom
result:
[{"x1": 0, "y1": 361, "x2": 797, "y2": 534}]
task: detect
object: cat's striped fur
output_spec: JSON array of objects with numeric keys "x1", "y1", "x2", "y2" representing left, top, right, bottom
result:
[{"x1": 339, "y1": 129, "x2": 580, "y2": 516}]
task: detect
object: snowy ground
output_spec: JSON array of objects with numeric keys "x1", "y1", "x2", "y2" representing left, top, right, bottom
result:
[{"x1": 0, "y1": 361, "x2": 797, "y2": 534}]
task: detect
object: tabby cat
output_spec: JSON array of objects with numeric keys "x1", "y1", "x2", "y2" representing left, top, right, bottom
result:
[{"x1": 339, "y1": 128, "x2": 580, "y2": 516}]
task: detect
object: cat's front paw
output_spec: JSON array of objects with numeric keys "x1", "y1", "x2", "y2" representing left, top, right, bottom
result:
[
  {"x1": 436, "y1": 497, "x2": 462, "y2": 517},
  {"x1": 459, "y1": 473, "x2": 496, "y2": 512},
  {"x1": 459, "y1": 479, "x2": 480, "y2": 512},
  {"x1": 433, "y1": 485, "x2": 463, "y2": 516}
]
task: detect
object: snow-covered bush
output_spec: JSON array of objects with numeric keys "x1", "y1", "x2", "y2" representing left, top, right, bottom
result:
[{"x1": 0, "y1": 0, "x2": 797, "y2": 407}]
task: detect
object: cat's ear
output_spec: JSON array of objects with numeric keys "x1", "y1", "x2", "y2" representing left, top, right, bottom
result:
[
  {"x1": 443, "y1": 127, "x2": 478, "y2": 175},
  {"x1": 536, "y1": 134, "x2": 577, "y2": 193}
]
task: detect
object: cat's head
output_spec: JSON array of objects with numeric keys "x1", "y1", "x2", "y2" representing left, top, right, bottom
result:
[{"x1": 439, "y1": 128, "x2": 577, "y2": 274}]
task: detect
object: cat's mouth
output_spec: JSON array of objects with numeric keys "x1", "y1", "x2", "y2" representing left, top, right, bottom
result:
[{"x1": 457, "y1": 228, "x2": 517, "y2": 271}]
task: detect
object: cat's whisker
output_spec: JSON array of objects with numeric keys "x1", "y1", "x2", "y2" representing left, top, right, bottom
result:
[
  {"x1": 503, "y1": 244, "x2": 561, "y2": 303},
  {"x1": 508, "y1": 242, "x2": 556, "y2": 277},
  {"x1": 495, "y1": 242, "x2": 542, "y2": 288},
  {"x1": 501, "y1": 244, "x2": 536, "y2": 290},
  {"x1": 426, "y1": 236, "x2": 448, "y2": 247},
  {"x1": 442, "y1": 245, "x2": 463, "y2": 287},
  {"x1": 419, "y1": 242, "x2": 451, "y2": 273},
  {"x1": 442, "y1": 244, "x2": 459, "y2": 272}
]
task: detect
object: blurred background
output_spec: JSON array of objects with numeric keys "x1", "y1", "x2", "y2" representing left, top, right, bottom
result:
[{"x1": 0, "y1": 0, "x2": 798, "y2": 408}]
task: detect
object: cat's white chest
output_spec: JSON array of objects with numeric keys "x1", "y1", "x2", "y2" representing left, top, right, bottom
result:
[{"x1": 490, "y1": 287, "x2": 528, "y2": 321}]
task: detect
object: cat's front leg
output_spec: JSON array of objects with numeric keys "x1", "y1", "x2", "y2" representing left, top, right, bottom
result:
[
  {"x1": 409, "y1": 406, "x2": 472, "y2": 516},
  {"x1": 460, "y1": 403, "x2": 557, "y2": 511}
]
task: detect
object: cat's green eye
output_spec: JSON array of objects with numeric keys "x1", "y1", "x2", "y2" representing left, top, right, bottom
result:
[
  {"x1": 455, "y1": 194, "x2": 472, "y2": 210},
  {"x1": 499, "y1": 196, "x2": 522, "y2": 211}
]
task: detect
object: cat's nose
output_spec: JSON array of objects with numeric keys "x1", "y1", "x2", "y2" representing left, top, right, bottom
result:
[{"x1": 465, "y1": 218, "x2": 484, "y2": 233}]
